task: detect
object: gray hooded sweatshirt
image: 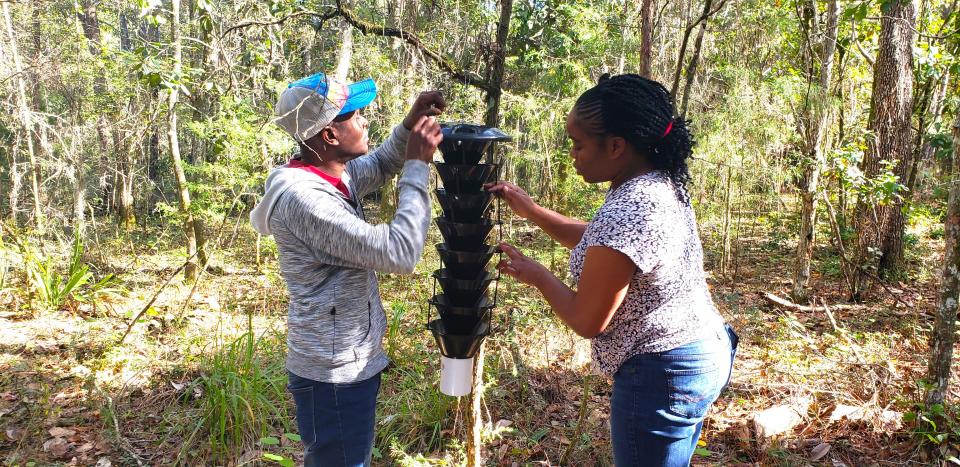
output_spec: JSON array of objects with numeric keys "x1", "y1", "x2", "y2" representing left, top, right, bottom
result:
[{"x1": 250, "y1": 124, "x2": 430, "y2": 383}]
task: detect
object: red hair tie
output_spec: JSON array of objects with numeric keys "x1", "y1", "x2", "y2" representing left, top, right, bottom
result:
[{"x1": 662, "y1": 121, "x2": 673, "y2": 138}]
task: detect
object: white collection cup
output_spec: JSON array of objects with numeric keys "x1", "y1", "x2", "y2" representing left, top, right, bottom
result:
[{"x1": 439, "y1": 356, "x2": 474, "y2": 397}]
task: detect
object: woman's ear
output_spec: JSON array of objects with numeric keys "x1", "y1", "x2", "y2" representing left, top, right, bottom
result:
[
  {"x1": 320, "y1": 127, "x2": 340, "y2": 147},
  {"x1": 608, "y1": 136, "x2": 627, "y2": 159}
]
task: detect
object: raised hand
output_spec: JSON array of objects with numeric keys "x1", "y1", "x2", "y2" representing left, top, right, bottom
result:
[
  {"x1": 403, "y1": 91, "x2": 446, "y2": 130},
  {"x1": 485, "y1": 181, "x2": 538, "y2": 219},
  {"x1": 496, "y1": 242, "x2": 550, "y2": 287},
  {"x1": 405, "y1": 116, "x2": 443, "y2": 163}
]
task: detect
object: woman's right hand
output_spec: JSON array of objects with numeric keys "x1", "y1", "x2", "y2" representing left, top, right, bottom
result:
[
  {"x1": 485, "y1": 181, "x2": 538, "y2": 219},
  {"x1": 405, "y1": 116, "x2": 443, "y2": 163}
]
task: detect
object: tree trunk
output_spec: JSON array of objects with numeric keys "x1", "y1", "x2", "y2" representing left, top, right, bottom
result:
[
  {"x1": 791, "y1": 0, "x2": 838, "y2": 302},
  {"x1": 5, "y1": 146, "x2": 20, "y2": 227},
  {"x1": 75, "y1": 0, "x2": 111, "y2": 235},
  {"x1": 167, "y1": 0, "x2": 200, "y2": 281},
  {"x1": 925, "y1": 113, "x2": 960, "y2": 406},
  {"x1": 720, "y1": 166, "x2": 733, "y2": 276},
  {"x1": 334, "y1": 25, "x2": 354, "y2": 81},
  {"x1": 669, "y1": 0, "x2": 715, "y2": 105},
  {"x1": 482, "y1": 0, "x2": 512, "y2": 128},
  {"x1": 115, "y1": 12, "x2": 136, "y2": 230},
  {"x1": 117, "y1": 133, "x2": 136, "y2": 230},
  {"x1": 678, "y1": 7, "x2": 708, "y2": 118},
  {"x1": 3, "y1": 2, "x2": 42, "y2": 231},
  {"x1": 853, "y1": 0, "x2": 915, "y2": 299},
  {"x1": 909, "y1": 64, "x2": 951, "y2": 188},
  {"x1": 639, "y1": 0, "x2": 655, "y2": 77}
]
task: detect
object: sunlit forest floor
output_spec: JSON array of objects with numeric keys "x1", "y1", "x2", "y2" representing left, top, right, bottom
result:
[{"x1": 0, "y1": 199, "x2": 951, "y2": 466}]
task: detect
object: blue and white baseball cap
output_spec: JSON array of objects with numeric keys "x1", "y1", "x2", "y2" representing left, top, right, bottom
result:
[{"x1": 275, "y1": 72, "x2": 377, "y2": 142}]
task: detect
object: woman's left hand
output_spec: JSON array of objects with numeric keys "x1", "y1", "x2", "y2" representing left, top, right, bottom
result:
[{"x1": 496, "y1": 243, "x2": 549, "y2": 287}]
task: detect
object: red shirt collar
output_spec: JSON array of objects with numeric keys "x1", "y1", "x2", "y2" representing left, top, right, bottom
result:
[{"x1": 289, "y1": 159, "x2": 351, "y2": 198}]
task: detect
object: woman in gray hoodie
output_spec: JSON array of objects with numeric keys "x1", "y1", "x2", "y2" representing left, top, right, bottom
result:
[{"x1": 250, "y1": 71, "x2": 444, "y2": 466}]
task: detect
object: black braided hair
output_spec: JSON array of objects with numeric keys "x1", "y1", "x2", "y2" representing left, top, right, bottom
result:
[{"x1": 573, "y1": 73, "x2": 694, "y2": 204}]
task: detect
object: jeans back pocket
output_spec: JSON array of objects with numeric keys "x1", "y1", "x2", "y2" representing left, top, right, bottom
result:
[{"x1": 665, "y1": 360, "x2": 720, "y2": 420}]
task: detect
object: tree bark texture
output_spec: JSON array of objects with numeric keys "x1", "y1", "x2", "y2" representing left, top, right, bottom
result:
[
  {"x1": 334, "y1": 25, "x2": 353, "y2": 81},
  {"x1": 925, "y1": 113, "x2": 960, "y2": 407},
  {"x1": 639, "y1": 0, "x2": 655, "y2": 77},
  {"x1": 853, "y1": 0, "x2": 916, "y2": 298},
  {"x1": 483, "y1": 0, "x2": 513, "y2": 128},
  {"x1": 791, "y1": 0, "x2": 838, "y2": 302}
]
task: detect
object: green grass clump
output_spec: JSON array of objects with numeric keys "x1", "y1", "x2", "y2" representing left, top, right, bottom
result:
[{"x1": 179, "y1": 314, "x2": 291, "y2": 462}]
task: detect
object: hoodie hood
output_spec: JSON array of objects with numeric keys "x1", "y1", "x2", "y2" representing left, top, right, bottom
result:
[{"x1": 250, "y1": 164, "x2": 352, "y2": 235}]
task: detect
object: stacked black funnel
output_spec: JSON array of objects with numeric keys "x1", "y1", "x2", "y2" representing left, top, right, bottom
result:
[{"x1": 428, "y1": 123, "x2": 511, "y2": 396}]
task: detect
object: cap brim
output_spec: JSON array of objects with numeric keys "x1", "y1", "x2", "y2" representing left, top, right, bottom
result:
[{"x1": 339, "y1": 78, "x2": 377, "y2": 115}]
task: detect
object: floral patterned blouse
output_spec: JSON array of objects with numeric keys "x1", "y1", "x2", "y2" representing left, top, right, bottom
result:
[{"x1": 569, "y1": 170, "x2": 724, "y2": 378}]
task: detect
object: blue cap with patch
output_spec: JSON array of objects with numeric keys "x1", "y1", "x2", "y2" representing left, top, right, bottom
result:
[{"x1": 275, "y1": 72, "x2": 377, "y2": 142}]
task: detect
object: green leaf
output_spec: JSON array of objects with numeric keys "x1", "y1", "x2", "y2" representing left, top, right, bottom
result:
[
  {"x1": 694, "y1": 447, "x2": 714, "y2": 457},
  {"x1": 529, "y1": 427, "x2": 549, "y2": 442},
  {"x1": 284, "y1": 432, "x2": 301, "y2": 442},
  {"x1": 260, "y1": 436, "x2": 280, "y2": 445},
  {"x1": 372, "y1": 447, "x2": 382, "y2": 459},
  {"x1": 279, "y1": 459, "x2": 294, "y2": 467},
  {"x1": 263, "y1": 453, "x2": 284, "y2": 462}
]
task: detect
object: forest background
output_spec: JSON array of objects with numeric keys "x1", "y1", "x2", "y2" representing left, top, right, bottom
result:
[{"x1": 1, "y1": 0, "x2": 960, "y2": 465}]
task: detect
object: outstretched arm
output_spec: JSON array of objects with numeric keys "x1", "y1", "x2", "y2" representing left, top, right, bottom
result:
[
  {"x1": 486, "y1": 182, "x2": 587, "y2": 249},
  {"x1": 496, "y1": 243, "x2": 633, "y2": 338}
]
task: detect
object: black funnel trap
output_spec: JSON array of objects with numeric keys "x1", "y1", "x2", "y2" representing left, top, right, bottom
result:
[
  {"x1": 436, "y1": 307, "x2": 491, "y2": 334},
  {"x1": 428, "y1": 317, "x2": 491, "y2": 359},
  {"x1": 435, "y1": 189, "x2": 494, "y2": 223},
  {"x1": 430, "y1": 294, "x2": 494, "y2": 317},
  {"x1": 433, "y1": 269, "x2": 495, "y2": 306},
  {"x1": 435, "y1": 163, "x2": 500, "y2": 194},
  {"x1": 436, "y1": 243, "x2": 498, "y2": 278},
  {"x1": 438, "y1": 124, "x2": 512, "y2": 165},
  {"x1": 435, "y1": 219, "x2": 496, "y2": 251}
]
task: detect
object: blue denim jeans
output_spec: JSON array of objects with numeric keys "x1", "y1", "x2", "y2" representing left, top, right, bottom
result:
[
  {"x1": 610, "y1": 324, "x2": 738, "y2": 466},
  {"x1": 287, "y1": 371, "x2": 382, "y2": 467}
]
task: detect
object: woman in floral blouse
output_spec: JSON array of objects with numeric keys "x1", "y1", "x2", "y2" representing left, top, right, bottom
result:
[{"x1": 488, "y1": 74, "x2": 737, "y2": 466}]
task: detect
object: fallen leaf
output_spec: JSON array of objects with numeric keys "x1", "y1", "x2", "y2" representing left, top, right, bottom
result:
[
  {"x1": 810, "y1": 442, "x2": 831, "y2": 461},
  {"x1": 558, "y1": 435, "x2": 571, "y2": 445},
  {"x1": 5, "y1": 426, "x2": 24, "y2": 441},
  {"x1": 76, "y1": 442, "x2": 95, "y2": 453},
  {"x1": 43, "y1": 437, "x2": 70, "y2": 458},
  {"x1": 0, "y1": 392, "x2": 16, "y2": 401},
  {"x1": 95, "y1": 458, "x2": 112, "y2": 467},
  {"x1": 495, "y1": 419, "x2": 513, "y2": 429},
  {"x1": 497, "y1": 443, "x2": 509, "y2": 460},
  {"x1": 49, "y1": 427, "x2": 76, "y2": 438}
]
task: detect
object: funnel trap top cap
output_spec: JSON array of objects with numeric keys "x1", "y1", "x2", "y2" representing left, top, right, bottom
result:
[{"x1": 439, "y1": 124, "x2": 512, "y2": 142}]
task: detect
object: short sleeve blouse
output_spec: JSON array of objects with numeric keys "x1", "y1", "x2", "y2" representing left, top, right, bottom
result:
[{"x1": 569, "y1": 170, "x2": 723, "y2": 377}]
